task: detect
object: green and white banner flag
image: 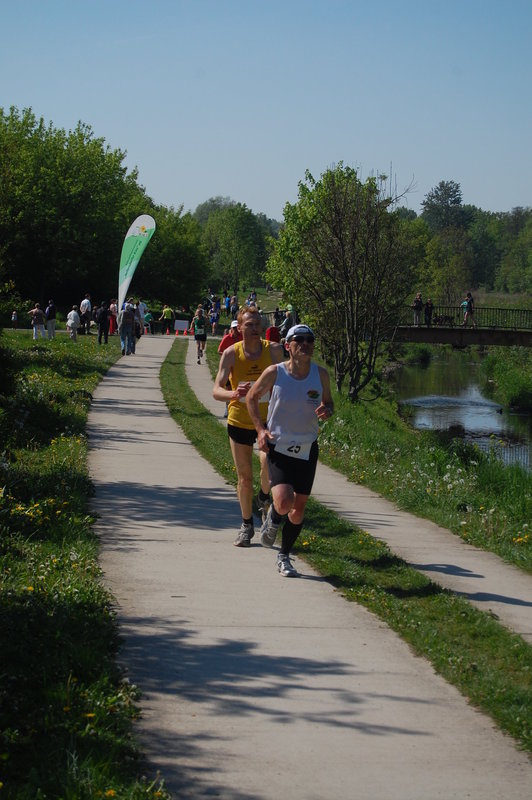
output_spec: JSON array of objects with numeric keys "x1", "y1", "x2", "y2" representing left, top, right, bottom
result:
[{"x1": 118, "y1": 214, "x2": 156, "y2": 310}]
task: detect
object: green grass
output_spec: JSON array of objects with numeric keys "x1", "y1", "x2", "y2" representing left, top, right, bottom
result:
[
  {"x1": 481, "y1": 346, "x2": 532, "y2": 412},
  {"x1": 0, "y1": 331, "x2": 170, "y2": 800},
  {"x1": 161, "y1": 339, "x2": 532, "y2": 752},
  {"x1": 317, "y1": 390, "x2": 532, "y2": 572}
]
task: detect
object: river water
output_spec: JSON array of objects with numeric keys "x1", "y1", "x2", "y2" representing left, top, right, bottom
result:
[{"x1": 390, "y1": 349, "x2": 532, "y2": 470}]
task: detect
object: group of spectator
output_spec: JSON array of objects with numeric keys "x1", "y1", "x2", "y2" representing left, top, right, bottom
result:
[
  {"x1": 411, "y1": 293, "x2": 434, "y2": 327},
  {"x1": 411, "y1": 292, "x2": 476, "y2": 328},
  {"x1": 23, "y1": 293, "x2": 154, "y2": 348},
  {"x1": 22, "y1": 290, "x2": 303, "y2": 354},
  {"x1": 26, "y1": 300, "x2": 57, "y2": 340}
]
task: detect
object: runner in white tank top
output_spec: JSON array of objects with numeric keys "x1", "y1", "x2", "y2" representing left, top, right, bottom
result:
[
  {"x1": 266, "y1": 360, "x2": 321, "y2": 459},
  {"x1": 246, "y1": 324, "x2": 334, "y2": 577}
]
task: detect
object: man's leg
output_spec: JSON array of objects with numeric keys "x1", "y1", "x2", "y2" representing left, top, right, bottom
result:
[
  {"x1": 276, "y1": 490, "x2": 309, "y2": 577},
  {"x1": 229, "y1": 439, "x2": 254, "y2": 519},
  {"x1": 259, "y1": 450, "x2": 270, "y2": 495}
]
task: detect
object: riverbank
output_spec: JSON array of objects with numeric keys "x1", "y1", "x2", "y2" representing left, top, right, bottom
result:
[{"x1": 481, "y1": 346, "x2": 532, "y2": 412}]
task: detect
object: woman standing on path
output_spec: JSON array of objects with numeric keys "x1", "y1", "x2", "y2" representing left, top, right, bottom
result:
[{"x1": 28, "y1": 303, "x2": 46, "y2": 339}]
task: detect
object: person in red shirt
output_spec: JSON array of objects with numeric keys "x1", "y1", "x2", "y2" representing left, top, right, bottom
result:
[
  {"x1": 218, "y1": 319, "x2": 243, "y2": 354},
  {"x1": 265, "y1": 325, "x2": 281, "y2": 343}
]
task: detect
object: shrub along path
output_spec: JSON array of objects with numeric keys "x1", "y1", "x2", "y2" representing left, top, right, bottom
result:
[{"x1": 88, "y1": 335, "x2": 530, "y2": 799}]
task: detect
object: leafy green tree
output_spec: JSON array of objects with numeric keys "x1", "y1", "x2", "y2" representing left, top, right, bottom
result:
[
  {"x1": 421, "y1": 227, "x2": 473, "y2": 303},
  {"x1": 193, "y1": 196, "x2": 236, "y2": 226},
  {"x1": 267, "y1": 165, "x2": 414, "y2": 400},
  {"x1": 201, "y1": 203, "x2": 266, "y2": 293},
  {"x1": 495, "y1": 215, "x2": 532, "y2": 293},
  {"x1": 0, "y1": 106, "x2": 146, "y2": 305},
  {"x1": 468, "y1": 209, "x2": 502, "y2": 289},
  {"x1": 134, "y1": 205, "x2": 208, "y2": 306},
  {"x1": 396, "y1": 206, "x2": 418, "y2": 221},
  {"x1": 421, "y1": 180, "x2": 466, "y2": 233}
]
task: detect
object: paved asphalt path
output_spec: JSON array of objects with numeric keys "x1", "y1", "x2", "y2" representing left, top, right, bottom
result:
[{"x1": 88, "y1": 334, "x2": 531, "y2": 799}]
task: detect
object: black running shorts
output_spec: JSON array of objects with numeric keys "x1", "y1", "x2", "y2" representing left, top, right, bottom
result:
[
  {"x1": 267, "y1": 440, "x2": 318, "y2": 496},
  {"x1": 227, "y1": 424, "x2": 258, "y2": 446}
]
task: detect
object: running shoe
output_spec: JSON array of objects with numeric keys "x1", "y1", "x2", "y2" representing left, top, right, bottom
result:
[
  {"x1": 233, "y1": 521, "x2": 254, "y2": 547},
  {"x1": 255, "y1": 493, "x2": 271, "y2": 523},
  {"x1": 277, "y1": 553, "x2": 298, "y2": 577},
  {"x1": 260, "y1": 506, "x2": 280, "y2": 548}
]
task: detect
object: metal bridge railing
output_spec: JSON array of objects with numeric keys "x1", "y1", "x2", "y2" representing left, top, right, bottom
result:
[{"x1": 400, "y1": 306, "x2": 532, "y2": 330}]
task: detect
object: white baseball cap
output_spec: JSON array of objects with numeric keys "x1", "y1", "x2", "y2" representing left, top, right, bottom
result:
[
  {"x1": 286, "y1": 324, "x2": 315, "y2": 342},
  {"x1": 231, "y1": 320, "x2": 239, "y2": 328}
]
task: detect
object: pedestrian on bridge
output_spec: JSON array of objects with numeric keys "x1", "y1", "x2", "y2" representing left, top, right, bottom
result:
[
  {"x1": 462, "y1": 292, "x2": 476, "y2": 328},
  {"x1": 412, "y1": 292, "x2": 423, "y2": 326},
  {"x1": 424, "y1": 298, "x2": 434, "y2": 327}
]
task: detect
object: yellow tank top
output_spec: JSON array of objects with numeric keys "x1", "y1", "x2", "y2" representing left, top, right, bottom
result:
[{"x1": 228, "y1": 340, "x2": 274, "y2": 429}]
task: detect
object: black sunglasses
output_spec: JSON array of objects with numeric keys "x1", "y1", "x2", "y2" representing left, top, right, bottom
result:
[{"x1": 292, "y1": 335, "x2": 315, "y2": 344}]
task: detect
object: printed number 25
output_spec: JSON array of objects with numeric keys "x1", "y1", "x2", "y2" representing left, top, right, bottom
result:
[{"x1": 287, "y1": 443, "x2": 301, "y2": 454}]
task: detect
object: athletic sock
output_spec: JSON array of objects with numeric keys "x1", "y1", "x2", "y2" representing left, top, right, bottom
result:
[
  {"x1": 281, "y1": 520, "x2": 303, "y2": 555},
  {"x1": 258, "y1": 489, "x2": 270, "y2": 502},
  {"x1": 271, "y1": 505, "x2": 286, "y2": 525},
  {"x1": 243, "y1": 516, "x2": 253, "y2": 526}
]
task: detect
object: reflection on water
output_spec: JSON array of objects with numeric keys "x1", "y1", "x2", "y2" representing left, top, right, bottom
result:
[{"x1": 391, "y1": 352, "x2": 532, "y2": 470}]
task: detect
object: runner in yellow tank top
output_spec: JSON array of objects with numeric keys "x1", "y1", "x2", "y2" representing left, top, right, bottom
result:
[
  {"x1": 213, "y1": 307, "x2": 284, "y2": 546},
  {"x1": 227, "y1": 339, "x2": 274, "y2": 430}
]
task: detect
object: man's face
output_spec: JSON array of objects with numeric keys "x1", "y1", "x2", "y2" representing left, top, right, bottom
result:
[
  {"x1": 240, "y1": 313, "x2": 261, "y2": 340},
  {"x1": 288, "y1": 334, "x2": 315, "y2": 357}
]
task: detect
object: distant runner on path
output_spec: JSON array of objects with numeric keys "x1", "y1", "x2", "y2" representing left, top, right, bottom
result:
[
  {"x1": 190, "y1": 306, "x2": 208, "y2": 364},
  {"x1": 246, "y1": 323, "x2": 333, "y2": 577},
  {"x1": 213, "y1": 306, "x2": 283, "y2": 546}
]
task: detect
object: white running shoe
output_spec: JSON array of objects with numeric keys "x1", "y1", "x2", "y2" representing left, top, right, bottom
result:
[
  {"x1": 277, "y1": 553, "x2": 298, "y2": 577},
  {"x1": 260, "y1": 506, "x2": 280, "y2": 547},
  {"x1": 233, "y1": 522, "x2": 254, "y2": 547}
]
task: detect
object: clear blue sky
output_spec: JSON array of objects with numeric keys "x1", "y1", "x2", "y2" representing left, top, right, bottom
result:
[{"x1": 2, "y1": 0, "x2": 531, "y2": 220}]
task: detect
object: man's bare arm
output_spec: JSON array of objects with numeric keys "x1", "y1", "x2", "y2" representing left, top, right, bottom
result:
[
  {"x1": 246, "y1": 365, "x2": 278, "y2": 451},
  {"x1": 315, "y1": 366, "x2": 334, "y2": 420},
  {"x1": 212, "y1": 348, "x2": 236, "y2": 402}
]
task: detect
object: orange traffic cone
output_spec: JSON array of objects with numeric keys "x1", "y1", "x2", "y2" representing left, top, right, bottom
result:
[
  {"x1": 166, "y1": 328, "x2": 170, "y2": 335},
  {"x1": 175, "y1": 328, "x2": 179, "y2": 336}
]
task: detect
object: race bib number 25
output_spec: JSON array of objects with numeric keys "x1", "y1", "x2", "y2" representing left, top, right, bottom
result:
[{"x1": 274, "y1": 439, "x2": 312, "y2": 460}]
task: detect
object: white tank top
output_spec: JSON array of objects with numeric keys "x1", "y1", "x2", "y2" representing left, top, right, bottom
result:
[{"x1": 266, "y1": 361, "x2": 322, "y2": 459}]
